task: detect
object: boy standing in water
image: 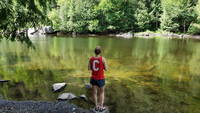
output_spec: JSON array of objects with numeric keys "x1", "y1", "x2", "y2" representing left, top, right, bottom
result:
[{"x1": 88, "y1": 46, "x2": 107, "y2": 112}]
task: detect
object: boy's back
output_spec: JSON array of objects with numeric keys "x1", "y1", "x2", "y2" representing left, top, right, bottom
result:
[
  {"x1": 88, "y1": 46, "x2": 107, "y2": 112},
  {"x1": 89, "y1": 56, "x2": 105, "y2": 80}
]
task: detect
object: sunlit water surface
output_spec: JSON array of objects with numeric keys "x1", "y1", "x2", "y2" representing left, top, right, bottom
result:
[{"x1": 0, "y1": 36, "x2": 200, "y2": 113}]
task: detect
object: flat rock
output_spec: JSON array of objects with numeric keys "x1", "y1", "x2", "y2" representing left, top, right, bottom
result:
[
  {"x1": 58, "y1": 93, "x2": 77, "y2": 100},
  {"x1": 52, "y1": 83, "x2": 66, "y2": 92}
]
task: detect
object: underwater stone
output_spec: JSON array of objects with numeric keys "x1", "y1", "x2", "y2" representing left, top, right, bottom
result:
[
  {"x1": 58, "y1": 93, "x2": 77, "y2": 100},
  {"x1": 0, "y1": 80, "x2": 9, "y2": 83},
  {"x1": 79, "y1": 94, "x2": 87, "y2": 101},
  {"x1": 52, "y1": 83, "x2": 66, "y2": 92}
]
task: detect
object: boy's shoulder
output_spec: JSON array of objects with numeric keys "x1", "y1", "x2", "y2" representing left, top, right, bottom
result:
[
  {"x1": 89, "y1": 56, "x2": 95, "y2": 61},
  {"x1": 89, "y1": 56, "x2": 94, "y2": 59},
  {"x1": 89, "y1": 56, "x2": 106, "y2": 60}
]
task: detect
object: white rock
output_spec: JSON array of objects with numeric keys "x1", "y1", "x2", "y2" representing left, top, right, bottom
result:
[
  {"x1": 42, "y1": 26, "x2": 54, "y2": 34},
  {"x1": 72, "y1": 108, "x2": 76, "y2": 111},
  {"x1": 28, "y1": 28, "x2": 36, "y2": 36},
  {"x1": 79, "y1": 94, "x2": 87, "y2": 100},
  {"x1": 116, "y1": 32, "x2": 133, "y2": 38},
  {"x1": 58, "y1": 93, "x2": 77, "y2": 100},
  {"x1": 52, "y1": 83, "x2": 66, "y2": 92}
]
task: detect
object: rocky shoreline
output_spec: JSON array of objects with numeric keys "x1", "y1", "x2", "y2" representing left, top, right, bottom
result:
[
  {"x1": 27, "y1": 26, "x2": 200, "y2": 40},
  {"x1": 134, "y1": 32, "x2": 200, "y2": 39},
  {"x1": 0, "y1": 82, "x2": 109, "y2": 113},
  {"x1": 0, "y1": 99, "x2": 93, "y2": 113}
]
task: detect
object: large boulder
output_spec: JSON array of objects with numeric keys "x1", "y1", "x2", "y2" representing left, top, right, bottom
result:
[
  {"x1": 52, "y1": 83, "x2": 66, "y2": 92},
  {"x1": 42, "y1": 26, "x2": 55, "y2": 34},
  {"x1": 28, "y1": 28, "x2": 37, "y2": 36},
  {"x1": 58, "y1": 93, "x2": 77, "y2": 100}
]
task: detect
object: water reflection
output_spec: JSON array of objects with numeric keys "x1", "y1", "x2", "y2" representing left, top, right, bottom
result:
[{"x1": 0, "y1": 37, "x2": 200, "y2": 113}]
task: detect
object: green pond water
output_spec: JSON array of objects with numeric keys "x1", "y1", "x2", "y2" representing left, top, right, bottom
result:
[{"x1": 0, "y1": 36, "x2": 200, "y2": 113}]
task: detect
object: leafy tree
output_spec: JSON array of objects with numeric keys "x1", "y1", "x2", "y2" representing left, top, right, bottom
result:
[
  {"x1": 1, "y1": 0, "x2": 200, "y2": 38},
  {"x1": 160, "y1": 0, "x2": 198, "y2": 33},
  {"x1": 49, "y1": 0, "x2": 99, "y2": 33},
  {"x1": 48, "y1": 0, "x2": 200, "y2": 34},
  {"x1": 135, "y1": 0, "x2": 161, "y2": 31},
  {"x1": 0, "y1": 0, "x2": 56, "y2": 45},
  {"x1": 97, "y1": 0, "x2": 137, "y2": 32},
  {"x1": 188, "y1": 0, "x2": 200, "y2": 34}
]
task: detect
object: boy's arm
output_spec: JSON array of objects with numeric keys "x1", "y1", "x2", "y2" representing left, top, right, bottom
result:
[{"x1": 102, "y1": 57, "x2": 108, "y2": 71}]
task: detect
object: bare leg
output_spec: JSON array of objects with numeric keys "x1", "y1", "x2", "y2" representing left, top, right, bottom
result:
[
  {"x1": 92, "y1": 85, "x2": 98, "y2": 107},
  {"x1": 99, "y1": 86, "x2": 105, "y2": 108}
]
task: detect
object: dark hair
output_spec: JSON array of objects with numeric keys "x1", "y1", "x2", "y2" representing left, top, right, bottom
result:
[{"x1": 94, "y1": 46, "x2": 101, "y2": 55}]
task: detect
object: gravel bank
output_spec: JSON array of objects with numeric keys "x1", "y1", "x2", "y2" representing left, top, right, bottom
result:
[{"x1": 0, "y1": 100, "x2": 93, "y2": 113}]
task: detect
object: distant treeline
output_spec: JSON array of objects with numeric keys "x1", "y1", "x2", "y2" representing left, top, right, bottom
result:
[
  {"x1": 49, "y1": 0, "x2": 200, "y2": 34},
  {"x1": 0, "y1": 0, "x2": 200, "y2": 41}
]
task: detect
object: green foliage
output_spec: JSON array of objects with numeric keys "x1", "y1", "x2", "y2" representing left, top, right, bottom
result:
[
  {"x1": 1, "y1": 0, "x2": 200, "y2": 38},
  {"x1": 48, "y1": 0, "x2": 98, "y2": 33},
  {"x1": 48, "y1": 0, "x2": 200, "y2": 34},
  {"x1": 48, "y1": 0, "x2": 198, "y2": 34},
  {"x1": 160, "y1": 0, "x2": 198, "y2": 33},
  {"x1": 88, "y1": 20, "x2": 101, "y2": 32},
  {"x1": 0, "y1": 0, "x2": 56, "y2": 44},
  {"x1": 188, "y1": 0, "x2": 200, "y2": 34},
  {"x1": 135, "y1": 0, "x2": 161, "y2": 31},
  {"x1": 48, "y1": 9, "x2": 60, "y2": 30},
  {"x1": 48, "y1": 0, "x2": 139, "y2": 33},
  {"x1": 97, "y1": 0, "x2": 137, "y2": 32},
  {"x1": 188, "y1": 23, "x2": 200, "y2": 34}
]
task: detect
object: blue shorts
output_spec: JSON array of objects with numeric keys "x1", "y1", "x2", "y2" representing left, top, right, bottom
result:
[{"x1": 90, "y1": 79, "x2": 105, "y2": 88}]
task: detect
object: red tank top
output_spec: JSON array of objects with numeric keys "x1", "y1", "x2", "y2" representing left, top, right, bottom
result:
[{"x1": 90, "y1": 56, "x2": 105, "y2": 80}]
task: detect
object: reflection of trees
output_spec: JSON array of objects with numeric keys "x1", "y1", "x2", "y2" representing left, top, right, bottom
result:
[
  {"x1": 106, "y1": 79, "x2": 190, "y2": 113},
  {"x1": 0, "y1": 37, "x2": 199, "y2": 112}
]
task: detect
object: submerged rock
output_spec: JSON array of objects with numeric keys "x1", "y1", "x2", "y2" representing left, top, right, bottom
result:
[
  {"x1": 0, "y1": 80, "x2": 9, "y2": 83},
  {"x1": 79, "y1": 94, "x2": 88, "y2": 101},
  {"x1": 58, "y1": 93, "x2": 77, "y2": 100},
  {"x1": 52, "y1": 83, "x2": 66, "y2": 92}
]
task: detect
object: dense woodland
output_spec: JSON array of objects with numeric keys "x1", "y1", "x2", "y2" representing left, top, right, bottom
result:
[{"x1": 1, "y1": 0, "x2": 200, "y2": 40}]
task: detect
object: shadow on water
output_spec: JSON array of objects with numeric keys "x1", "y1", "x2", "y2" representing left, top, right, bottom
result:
[{"x1": 4, "y1": 52, "x2": 31, "y2": 65}]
